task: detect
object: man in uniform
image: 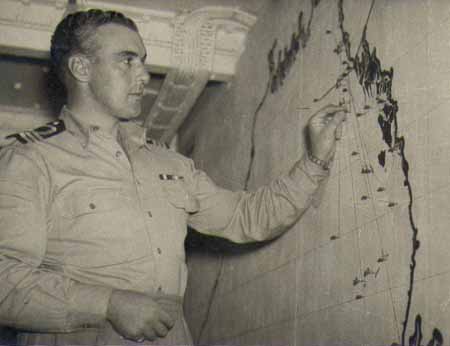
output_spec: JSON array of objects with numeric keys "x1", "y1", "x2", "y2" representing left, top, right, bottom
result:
[{"x1": 0, "y1": 9, "x2": 346, "y2": 346}]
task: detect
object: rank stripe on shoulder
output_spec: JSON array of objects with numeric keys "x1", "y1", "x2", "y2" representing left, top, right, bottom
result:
[
  {"x1": 23, "y1": 132, "x2": 35, "y2": 143},
  {"x1": 28, "y1": 131, "x2": 42, "y2": 141},
  {"x1": 159, "y1": 174, "x2": 184, "y2": 181},
  {"x1": 5, "y1": 120, "x2": 65, "y2": 144}
]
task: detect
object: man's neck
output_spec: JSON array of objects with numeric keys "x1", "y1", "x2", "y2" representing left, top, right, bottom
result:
[{"x1": 67, "y1": 94, "x2": 119, "y2": 138}]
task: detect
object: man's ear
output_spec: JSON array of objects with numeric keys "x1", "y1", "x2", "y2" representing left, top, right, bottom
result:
[{"x1": 67, "y1": 55, "x2": 91, "y2": 82}]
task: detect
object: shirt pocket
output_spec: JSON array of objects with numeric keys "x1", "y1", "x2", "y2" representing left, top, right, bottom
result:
[
  {"x1": 56, "y1": 188, "x2": 145, "y2": 267},
  {"x1": 162, "y1": 180, "x2": 199, "y2": 213}
]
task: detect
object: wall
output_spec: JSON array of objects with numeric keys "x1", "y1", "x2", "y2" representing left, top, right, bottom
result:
[{"x1": 182, "y1": 0, "x2": 450, "y2": 345}]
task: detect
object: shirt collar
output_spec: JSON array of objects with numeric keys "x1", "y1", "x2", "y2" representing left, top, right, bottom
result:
[{"x1": 59, "y1": 106, "x2": 147, "y2": 152}]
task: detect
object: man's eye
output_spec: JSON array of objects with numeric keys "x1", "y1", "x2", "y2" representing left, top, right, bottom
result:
[{"x1": 124, "y1": 57, "x2": 133, "y2": 65}]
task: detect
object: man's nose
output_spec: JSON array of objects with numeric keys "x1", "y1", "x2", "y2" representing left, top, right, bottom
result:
[{"x1": 136, "y1": 64, "x2": 150, "y2": 85}]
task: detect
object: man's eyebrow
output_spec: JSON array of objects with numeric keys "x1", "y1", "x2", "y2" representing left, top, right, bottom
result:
[{"x1": 117, "y1": 51, "x2": 147, "y2": 61}]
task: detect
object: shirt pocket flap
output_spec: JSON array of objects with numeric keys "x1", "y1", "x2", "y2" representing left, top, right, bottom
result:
[{"x1": 60, "y1": 189, "x2": 128, "y2": 218}]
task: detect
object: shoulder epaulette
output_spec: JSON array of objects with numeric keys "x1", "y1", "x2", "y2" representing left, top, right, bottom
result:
[
  {"x1": 146, "y1": 138, "x2": 170, "y2": 149},
  {"x1": 5, "y1": 120, "x2": 66, "y2": 144}
]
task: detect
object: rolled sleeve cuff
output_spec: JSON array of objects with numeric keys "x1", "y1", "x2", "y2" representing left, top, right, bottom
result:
[{"x1": 67, "y1": 282, "x2": 113, "y2": 330}]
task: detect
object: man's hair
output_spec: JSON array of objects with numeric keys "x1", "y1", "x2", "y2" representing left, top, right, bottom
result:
[{"x1": 50, "y1": 9, "x2": 138, "y2": 78}]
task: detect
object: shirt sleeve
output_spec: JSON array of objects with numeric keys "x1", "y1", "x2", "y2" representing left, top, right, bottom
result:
[
  {"x1": 0, "y1": 146, "x2": 112, "y2": 332},
  {"x1": 186, "y1": 155, "x2": 329, "y2": 243}
]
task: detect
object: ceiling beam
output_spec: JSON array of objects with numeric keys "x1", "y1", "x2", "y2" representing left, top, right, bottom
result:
[{"x1": 143, "y1": 6, "x2": 257, "y2": 142}]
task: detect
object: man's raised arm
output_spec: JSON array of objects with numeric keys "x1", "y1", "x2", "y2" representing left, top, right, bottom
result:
[{"x1": 186, "y1": 105, "x2": 347, "y2": 243}]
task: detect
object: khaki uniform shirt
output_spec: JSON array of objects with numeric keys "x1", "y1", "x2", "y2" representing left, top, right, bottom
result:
[{"x1": 0, "y1": 108, "x2": 328, "y2": 345}]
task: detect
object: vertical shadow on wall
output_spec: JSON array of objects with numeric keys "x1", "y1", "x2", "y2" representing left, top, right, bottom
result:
[{"x1": 45, "y1": 65, "x2": 67, "y2": 117}]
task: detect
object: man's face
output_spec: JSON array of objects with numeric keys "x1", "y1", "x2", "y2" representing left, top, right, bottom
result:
[{"x1": 87, "y1": 23, "x2": 150, "y2": 119}]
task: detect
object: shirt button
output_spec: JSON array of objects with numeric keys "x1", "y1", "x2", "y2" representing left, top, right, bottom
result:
[
  {"x1": 157, "y1": 248, "x2": 162, "y2": 255},
  {"x1": 89, "y1": 203, "x2": 96, "y2": 210},
  {"x1": 147, "y1": 211, "x2": 152, "y2": 217},
  {"x1": 115, "y1": 151, "x2": 122, "y2": 158},
  {"x1": 157, "y1": 286, "x2": 162, "y2": 292}
]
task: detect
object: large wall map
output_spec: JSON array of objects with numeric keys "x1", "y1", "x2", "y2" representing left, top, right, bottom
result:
[
  {"x1": 335, "y1": 1, "x2": 443, "y2": 344},
  {"x1": 186, "y1": 1, "x2": 450, "y2": 345},
  {"x1": 294, "y1": 0, "x2": 447, "y2": 344},
  {"x1": 266, "y1": 0, "x2": 448, "y2": 344}
]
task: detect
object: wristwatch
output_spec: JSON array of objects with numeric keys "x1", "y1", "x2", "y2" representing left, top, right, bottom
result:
[{"x1": 307, "y1": 151, "x2": 330, "y2": 170}]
